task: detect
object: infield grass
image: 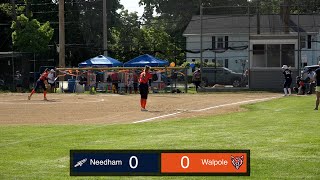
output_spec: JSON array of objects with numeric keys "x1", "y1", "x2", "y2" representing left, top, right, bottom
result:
[{"x1": 0, "y1": 95, "x2": 319, "y2": 179}]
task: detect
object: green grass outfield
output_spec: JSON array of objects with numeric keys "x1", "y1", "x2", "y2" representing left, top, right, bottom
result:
[{"x1": 0, "y1": 95, "x2": 319, "y2": 179}]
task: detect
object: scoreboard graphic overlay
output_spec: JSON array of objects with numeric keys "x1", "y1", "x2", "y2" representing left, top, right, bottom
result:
[{"x1": 70, "y1": 150, "x2": 250, "y2": 176}]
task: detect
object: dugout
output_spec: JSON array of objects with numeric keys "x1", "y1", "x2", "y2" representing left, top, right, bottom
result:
[{"x1": 56, "y1": 67, "x2": 189, "y2": 94}]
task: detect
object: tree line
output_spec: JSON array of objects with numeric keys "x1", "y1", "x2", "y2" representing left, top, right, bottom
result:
[{"x1": 0, "y1": 0, "x2": 319, "y2": 67}]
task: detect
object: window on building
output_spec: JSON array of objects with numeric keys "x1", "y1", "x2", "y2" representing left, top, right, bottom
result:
[
  {"x1": 217, "y1": 37, "x2": 224, "y2": 49},
  {"x1": 267, "y1": 44, "x2": 280, "y2": 67},
  {"x1": 212, "y1": 36, "x2": 228, "y2": 49},
  {"x1": 300, "y1": 36, "x2": 306, "y2": 49},
  {"x1": 212, "y1": 59, "x2": 216, "y2": 66},
  {"x1": 217, "y1": 60, "x2": 223, "y2": 67},
  {"x1": 252, "y1": 44, "x2": 266, "y2": 67},
  {"x1": 253, "y1": 44, "x2": 265, "y2": 54},
  {"x1": 225, "y1": 59, "x2": 229, "y2": 68},
  {"x1": 282, "y1": 44, "x2": 295, "y2": 67},
  {"x1": 225, "y1": 36, "x2": 229, "y2": 49},
  {"x1": 252, "y1": 44, "x2": 295, "y2": 68},
  {"x1": 212, "y1": 36, "x2": 216, "y2": 49},
  {"x1": 307, "y1": 35, "x2": 312, "y2": 49}
]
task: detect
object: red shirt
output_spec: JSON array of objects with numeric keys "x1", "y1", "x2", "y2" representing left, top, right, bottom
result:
[
  {"x1": 111, "y1": 72, "x2": 118, "y2": 81},
  {"x1": 39, "y1": 72, "x2": 49, "y2": 81},
  {"x1": 139, "y1": 71, "x2": 152, "y2": 84},
  {"x1": 299, "y1": 81, "x2": 304, "y2": 87}
]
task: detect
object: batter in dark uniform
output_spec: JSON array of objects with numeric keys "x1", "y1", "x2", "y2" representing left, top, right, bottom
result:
[{"x1": 282, "y1": 65, "x2": 292, "y2": 96}]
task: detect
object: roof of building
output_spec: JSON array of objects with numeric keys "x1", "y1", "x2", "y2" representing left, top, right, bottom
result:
[{"x1": 183, "y1": 14, "x2": 320, "y2": 35}]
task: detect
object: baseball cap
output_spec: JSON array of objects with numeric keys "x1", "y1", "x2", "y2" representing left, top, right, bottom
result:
[{"x1": 50, "y1": 69, "x2": 55, "y2": 72}]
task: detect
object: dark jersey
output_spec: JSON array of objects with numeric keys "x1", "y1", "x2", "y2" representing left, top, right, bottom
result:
[
  {"x1": 315, "y1": 68, "x2": 320, "y2": 86},
  {"x1": 283, "y1": 69, "x2": 292, "y2": 80}
]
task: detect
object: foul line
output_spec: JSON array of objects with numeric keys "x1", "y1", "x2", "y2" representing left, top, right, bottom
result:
[
  {"x1": 133, "y1": 112, "x2": 183, "y2": 124},
  {"x1": 0, "y1": 98, "x2": 104, "y2": 104},
  {"x1": 132, "y1": 96, "x2": 278, "y2": 124}
]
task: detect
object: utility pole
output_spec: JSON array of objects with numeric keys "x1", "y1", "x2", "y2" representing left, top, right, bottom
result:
[
  {"x1": 200, "y1": 0, "x2": 203, "y2": 80},
  {"x1": 59, "y1": 0, "x2": 65, "y2": 68},
  {"x1": 256, "y1": 0, "x2": 260, "y2": 34},
  {"x1": 103, "y1": 0, "x2": 108, "y2": 56}
]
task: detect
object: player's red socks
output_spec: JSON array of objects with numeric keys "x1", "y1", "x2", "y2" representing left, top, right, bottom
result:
[
  {"x1": 143, "y1": 99, "x2": 147, "y2": 109},
  {"x1": 30, "y1": 89, "x2": 35, "y2": 96},
  {"x1": 140, "y1": 99, "x2": 147, "y2": 109},
  {"x1": 44, "y1": 91, "x2": 47, "y2": 98},
  {"x1": 140, "y1": 99, "x2": 144, "y2": 108}
]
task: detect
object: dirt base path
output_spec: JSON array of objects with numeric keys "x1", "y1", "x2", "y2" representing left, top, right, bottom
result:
[{"x1": 0, "y1": 92, "x2": 280, "y2": 125}]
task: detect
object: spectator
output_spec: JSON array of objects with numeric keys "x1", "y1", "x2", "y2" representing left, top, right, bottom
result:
[
  {"x1": 133, "y1": 71, "x2": 139, "y2": 94},
  {"x1": 192, "y1": 69, "x2": 202, "y2": 92},
  {"x1": 306, "y1": 69, "x2": 316, "y2": 94},
  {"x1": 79, "y1": 73, "x2": 87, "y2": 85},
  {"x1": 14, "y1": 71, "x2": 22, "y2": 92},
  {"x1": 294, "y1": 76, "x2": 305, "y2": 95},
  {"x1": 111, "y1": 71, "x2": 119, "y2": 94}
]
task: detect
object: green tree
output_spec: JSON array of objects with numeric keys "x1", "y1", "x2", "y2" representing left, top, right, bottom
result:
[
  {"x1": 0, "y1": 2, "x2": 25, "y2": 51},
  {"x1": 109, "y1": 10, "x2": 142, "y2": 61},
  {"x1": 11, "y1": 14, "x2": 53, "y2": 53}
]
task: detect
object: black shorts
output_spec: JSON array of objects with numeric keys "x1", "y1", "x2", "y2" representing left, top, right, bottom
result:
[
  {"x1": 139, "y1": 83, "x2": 149, "y2": 99},
  {"x1": 35, "y1": 80, "x2": 46, "y2": 91},
  {"x1": 283, "y1": 79, "x2": 292, "y2": 88},
  {"x1": 193, "y1": 81, "x2": 201, "y2": 87},
  {"x1": 133, "y1": 83, "x2": 138, "y2": 91}
]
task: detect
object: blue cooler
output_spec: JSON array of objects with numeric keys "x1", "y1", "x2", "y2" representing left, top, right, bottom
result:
[{"x1": 68, "y1": 79, "x2": 76, "y2": 93}]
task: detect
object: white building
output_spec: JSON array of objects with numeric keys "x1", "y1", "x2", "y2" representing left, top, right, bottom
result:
[{"x1": 183, "y1": 15, "x2": 320, "y2": 90}]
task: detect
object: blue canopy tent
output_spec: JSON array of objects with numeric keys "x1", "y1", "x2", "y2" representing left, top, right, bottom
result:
[
  {"x1": 124, "y1": 54, "x2": 169, "y2": 67},
  {"x1": 78, "y1": 55, "x2": 123, "y2": 67}
]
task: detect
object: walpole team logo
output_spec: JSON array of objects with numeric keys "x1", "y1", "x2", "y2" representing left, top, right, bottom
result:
[
  {"x1": 74, "y1": 158, "x2": 87, "y2": 167},
  {"x1": 231, "y1": 155, "x2": 244, "y2": 170}
]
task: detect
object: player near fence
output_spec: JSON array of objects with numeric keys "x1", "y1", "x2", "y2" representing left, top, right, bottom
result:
[
  {"x1": 28, "y1": 68, "x2": 50, "y2": 101},
  {"x1": 133, "y1": 71, "x2": 139, "y2": 94},
  {"x1": 139, "y1": 65, "x2": 152, "y2": 111},
  {"x1": 313, "y1": 61, "x2": 320, "y2": 110}
]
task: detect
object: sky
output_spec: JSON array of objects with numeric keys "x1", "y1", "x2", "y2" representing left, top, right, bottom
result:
[{"x1": 119, "y1": 0, "x2": 145, "y2": 17}]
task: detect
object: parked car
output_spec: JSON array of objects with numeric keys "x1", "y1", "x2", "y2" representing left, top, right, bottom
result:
[
  {"x1": 301, "y1": 65, "x2": 319, "y2": 94},
  {"x1": 301, "y1": 65, "x2": 319, "y2": 79},
  {"x1": 201, "y1": 67, "x2": 244, "y2": 87}
]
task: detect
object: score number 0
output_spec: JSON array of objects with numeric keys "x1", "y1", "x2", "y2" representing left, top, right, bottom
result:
[
  {"x1": 181, "y1": 156, "x2": 190, "y2": 169},
  {"x1": 129, "y1": 156, "x2": 138, "y2": 169}
]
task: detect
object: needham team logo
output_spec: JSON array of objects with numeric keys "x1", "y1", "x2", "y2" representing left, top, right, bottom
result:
[
  {"x1": 74, "y1": 158, "x2": 87, "y2": 167},
  {"x1": 231, "y1": 155, "x2": 244, "y2": 170}
]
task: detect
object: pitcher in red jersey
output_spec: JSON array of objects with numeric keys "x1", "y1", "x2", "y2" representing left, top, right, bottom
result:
[
  {"x1": 28, "y1": 68, "x2": 50, "y2": 101},
  {"x1": 139, "y1": 65, "x2": 152, "y2": 111}
]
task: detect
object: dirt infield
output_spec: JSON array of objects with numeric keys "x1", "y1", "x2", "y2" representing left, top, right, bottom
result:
[{"x1": 0, "y1": 92, "x2": 280, "y2": 125}]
